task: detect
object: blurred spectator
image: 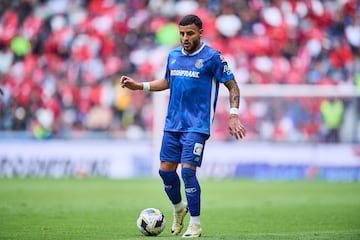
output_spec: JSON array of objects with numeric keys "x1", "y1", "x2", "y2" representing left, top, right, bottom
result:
[{"x1": 320, "y1": 97, "x2": 345, "y2": 143}]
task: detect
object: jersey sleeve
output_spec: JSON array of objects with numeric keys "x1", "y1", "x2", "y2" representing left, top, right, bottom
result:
[{"x1": 211, "y1": 52, "x2": 235, "y2": 83}]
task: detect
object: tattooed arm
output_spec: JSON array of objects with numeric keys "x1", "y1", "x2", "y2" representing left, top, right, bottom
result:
[
  {"x1": 224, "y1": 79, "x2": 240, "y2": 109},
  {"x1": 224, "y1": 79, "x2": 246, "y2": 140}
]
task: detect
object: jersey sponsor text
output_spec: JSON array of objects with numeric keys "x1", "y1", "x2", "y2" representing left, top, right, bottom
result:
[{"x1": 171, "y1": 69, "x2": 200, "y2": 78}]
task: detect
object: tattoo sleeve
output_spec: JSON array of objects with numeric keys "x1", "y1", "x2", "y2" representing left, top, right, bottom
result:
[{"x1": 224, "y1": 79, "x2": 240, "y2": 108}]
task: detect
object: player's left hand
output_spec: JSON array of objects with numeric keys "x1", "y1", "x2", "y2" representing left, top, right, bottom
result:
[{"x1": 228, "y1": 116, "x2": 246, "y2": 140}]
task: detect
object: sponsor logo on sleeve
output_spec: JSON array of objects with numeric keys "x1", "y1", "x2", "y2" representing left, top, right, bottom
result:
[{"x1": 223, "y1": 65, "x2": 232, "y2": 75}]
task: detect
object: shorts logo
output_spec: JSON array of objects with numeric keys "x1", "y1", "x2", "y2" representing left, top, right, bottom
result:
[{"x1": 193, "y1": 143, "x2": 203, "y2": 156}]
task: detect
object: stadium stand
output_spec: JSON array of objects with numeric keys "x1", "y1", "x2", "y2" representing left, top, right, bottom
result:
[{"x1": 0, "y1": 0, "x2": 359, "y2": 142}]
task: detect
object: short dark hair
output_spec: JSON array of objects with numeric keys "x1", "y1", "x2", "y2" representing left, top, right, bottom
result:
[{"x1": 179, "y1": 14, "x2": 202, "y2": 30}]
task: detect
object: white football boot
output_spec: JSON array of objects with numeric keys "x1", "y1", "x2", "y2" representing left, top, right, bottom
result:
[
  {"x1": 171, "y1": 202, "x2": 189, "y2": 235},
  {"x1": 182, "y1": 223, "x2": 202, "y2": 238}
]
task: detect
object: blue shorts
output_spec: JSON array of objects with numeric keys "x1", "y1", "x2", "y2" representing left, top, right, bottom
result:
[{"x1": 160, "y1": 131, "x2": 209, "y2": 167}]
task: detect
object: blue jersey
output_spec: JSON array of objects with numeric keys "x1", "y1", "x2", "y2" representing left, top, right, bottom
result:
[{"x1": 164, "y1": 43, "x2": 235, "y2": 135}]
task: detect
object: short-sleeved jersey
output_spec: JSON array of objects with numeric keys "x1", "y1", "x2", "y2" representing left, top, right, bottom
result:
[{"x1": 164, "y1": 43, "x2": 235, "y2": 136}]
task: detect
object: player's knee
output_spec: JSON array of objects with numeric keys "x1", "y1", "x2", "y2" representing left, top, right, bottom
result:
[
  {"x1": 160, "y1": 161, "x2": 178, "y2": 171},
  {"x1": 181, "y1": 167, "x2": 196, "y2": 182}
]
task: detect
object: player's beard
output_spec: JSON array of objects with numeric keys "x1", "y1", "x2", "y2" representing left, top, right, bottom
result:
[{"x1": 183, "y1": 38, "x2": 201, "y2": 54}]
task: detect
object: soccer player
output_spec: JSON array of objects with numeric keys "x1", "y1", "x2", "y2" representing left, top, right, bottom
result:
[{"x1": 120, "y1": 14, "x2": 246, "y2": 238}]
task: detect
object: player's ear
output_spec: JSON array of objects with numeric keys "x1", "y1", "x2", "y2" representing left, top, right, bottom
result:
[{"x1": 199, "y1": 29, "x2": 203, "y2": 36}]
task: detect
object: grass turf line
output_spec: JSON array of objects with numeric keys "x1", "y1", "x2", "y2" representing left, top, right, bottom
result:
[{"x1": 0, "y1": 178, "x2": 359, "y2": 240}]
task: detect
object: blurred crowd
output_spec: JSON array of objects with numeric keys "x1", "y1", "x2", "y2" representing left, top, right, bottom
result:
[{"x1": 0, "y1": 0, "x2": 359, "y2": 142}]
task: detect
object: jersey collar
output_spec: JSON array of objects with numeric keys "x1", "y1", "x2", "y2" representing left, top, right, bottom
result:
[{"x1": 181, "y1": 42, "x2": 205, "y2": 56}]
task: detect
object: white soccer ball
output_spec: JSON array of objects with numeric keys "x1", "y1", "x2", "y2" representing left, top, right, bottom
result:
[{"x1": 136, "y1": 208, "x2": 166, "y2": 236}]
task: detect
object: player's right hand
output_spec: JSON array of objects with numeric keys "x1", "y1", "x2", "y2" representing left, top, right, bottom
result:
[{"x1": 120, "y1": 75, "x2": 141, "y2": 90}]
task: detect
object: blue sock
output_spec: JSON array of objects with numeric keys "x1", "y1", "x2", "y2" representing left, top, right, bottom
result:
[
  {"x1": 159, "y1": 170, "x2": 182, "y2": 205},
  {"x1": 181, "y1": 168, "x2": 201, "y2": 216}
]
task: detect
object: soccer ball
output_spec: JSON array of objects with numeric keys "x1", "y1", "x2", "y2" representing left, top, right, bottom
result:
[{"x1": 136, "y1": 208, "x2": 166, "y2": 236}]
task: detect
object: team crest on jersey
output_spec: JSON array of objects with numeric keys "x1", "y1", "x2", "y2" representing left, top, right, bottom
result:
[
  {"x1": 171, "y1": 59, "x2": 176, "y2": 64},
  {"x1": 195, "y1": 59, "x2": 204, "y2": 69}
]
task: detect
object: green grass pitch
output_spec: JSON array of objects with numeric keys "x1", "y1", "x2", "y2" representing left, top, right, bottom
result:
[{"x1": 0, "y1": 178, "x2": 359, "y2": 240}]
